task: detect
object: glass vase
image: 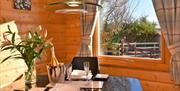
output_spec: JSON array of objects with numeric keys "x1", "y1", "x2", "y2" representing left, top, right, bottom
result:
[
  {"x1": 46, "y1": 46, "x2": 66, "y2": 85},
  {"x1": 25, "y1": 63, "x2": 36, "y2": 91}
]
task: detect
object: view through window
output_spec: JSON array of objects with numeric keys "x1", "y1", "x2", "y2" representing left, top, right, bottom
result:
[{"x1": 99, "y1": 0, "x2": 161, "y2": 59}]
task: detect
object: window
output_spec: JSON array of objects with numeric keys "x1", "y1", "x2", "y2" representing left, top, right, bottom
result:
[{"x1": 99, "y1": 0, "x2": 161, "y2": 59}]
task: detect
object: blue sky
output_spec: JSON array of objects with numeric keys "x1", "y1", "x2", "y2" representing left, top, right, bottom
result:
[{"x1": 129, "y1": 0, "x2": 160, "y2": 27}]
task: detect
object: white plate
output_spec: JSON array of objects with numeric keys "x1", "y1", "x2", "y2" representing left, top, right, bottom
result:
[
  {"x1": 95, "y1": 74, "x2": 109, "y2": 79},
  {"x1": 71, "y1": 70, "x2": 92, "y2": 80}
]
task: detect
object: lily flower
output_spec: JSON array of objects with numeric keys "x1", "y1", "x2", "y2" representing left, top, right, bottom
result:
[
  {"x1": 1, "y1": 33, "x2": 11, "y2": 47},
  {"x1": 40, "y1": 29, "x2": 48, "y2": 39}
]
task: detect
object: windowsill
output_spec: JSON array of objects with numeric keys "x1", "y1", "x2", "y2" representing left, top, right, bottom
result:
[
  {"x1": 96, "y1": 35, "x2": 169, "y2": 72},
  {"x1": 98, "y1": 55, "x2": 169, "y2": 72},
  {"x1": 99, "y1": 55, "x2": 162, "y2": 62}
]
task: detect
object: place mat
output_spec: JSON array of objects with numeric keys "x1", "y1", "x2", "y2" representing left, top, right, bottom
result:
[
  {"x1": 68, "y1": 81, "x2": 103, "y2": 89},
  {"x1": 49, "y1": 83, "x2": 80, "y2": 91},
  {"x1": 78, "y1": 81, "x2": 104, "y2": 89},
  {"x1": 29, "y1": 87, "x2": 46, "y2": 91},
  {"x1": 47, "y1": 81, "x2": 104, "y2": 90}
]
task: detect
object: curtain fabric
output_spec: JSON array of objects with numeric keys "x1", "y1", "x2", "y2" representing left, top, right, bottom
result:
[
  {"x1": 77, "y1": 0, "x2": 99, "y2": 57},
  {"x1": 153, "y1": 0, "x2": 180, "y2": 84}
]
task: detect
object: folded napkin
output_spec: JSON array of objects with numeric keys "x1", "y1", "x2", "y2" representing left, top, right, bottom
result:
[
  {"x1": 95, "y1": 74, "x2": 109, "y2": 79},
  {"x1": 71, "y1": 70, "x2": 86, "y2": 76},
  {"x1": 71, "y1": 70, "x2": 92, "y2": 80}
]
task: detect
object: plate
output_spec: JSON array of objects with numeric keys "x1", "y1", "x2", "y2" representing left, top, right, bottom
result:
[
  {"x1": 71, "y1": 70, "x2": 92, "y2": 80},
  {"x1": 95, "y1": 74, "x2": 109, "y2": 79}
]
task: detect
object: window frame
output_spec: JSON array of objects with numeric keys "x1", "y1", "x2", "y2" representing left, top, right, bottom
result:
[{"x1": 93, "y1": 14, "x2": 170, "y2": 72}]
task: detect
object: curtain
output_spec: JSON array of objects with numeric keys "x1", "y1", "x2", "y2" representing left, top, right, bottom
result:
[
  {"x1": 152, "y1": 0, "x2": 180, "y2": 84},
  {"x1": 76, "y1": 0, "x2": 99, "y2": 57}
]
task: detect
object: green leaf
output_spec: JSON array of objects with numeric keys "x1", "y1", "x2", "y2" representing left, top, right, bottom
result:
[
  {"x1": 0, "y1": 53, "x2": 22, "y2": 64},
  {"x1": 1, "y1": 55, "x2": 12, "y2": 63},
  {"x1": 16, "y1": 45, "x2": 25, "y2": 49},
  {"x1": 4, "y1": 31, "x2": 12, "y2": 34},
  {"x1": 1, "y1": 26, "x2": 53, "y2": 66},
  {"x1": 7, "y1": 25, "x2": 13, "y2": 33},
  {"x1": 1, "y1": 46, "x2": 14, "y2": 51},
  {"x1": 11, "y1": 50, "x2": 17, "y2": 54},
  {"x1": 13, "y1": 56, "x2": 24, "y2": 59},
  {"x1": 12, "y1": 33, "x2": 16, "y2": 44},
  {"x1": 40, "y1": 47, "x2": 44, "y2": 52},
  {"x1": 1, "y1": 44, "x2": 10, "y2": 49}
]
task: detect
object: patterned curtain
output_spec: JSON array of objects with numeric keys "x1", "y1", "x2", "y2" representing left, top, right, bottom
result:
[
  {"x1": 152, "y1": 0, "x2": 180, "y2": 84},
  {"x1": 76, "y1": 0, "x2": 99, "y2": 57}
]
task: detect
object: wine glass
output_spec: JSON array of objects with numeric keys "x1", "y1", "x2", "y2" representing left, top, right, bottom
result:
[
  {"x1": 66, "y1": 64, "x2": 72, "y2": 81},
  {"x1": 83, "y1": 61, "x2": 90, "y2": 81}
]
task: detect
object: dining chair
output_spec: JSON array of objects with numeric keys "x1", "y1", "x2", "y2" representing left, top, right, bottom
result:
[{"x1": 71, "y1": 57, "x2": 100, "y2": 77}]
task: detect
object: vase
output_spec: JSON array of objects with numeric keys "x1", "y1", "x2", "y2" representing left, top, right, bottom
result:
[
  {"x1": 46, "y1": 64, "x2": 66, "y2": 84},
  {"x1": 25, "y1": 63, "x2": 36, "y2": 91},
  {"x1": 46, "y1": 46, "x2": 66, "y2": 85}
]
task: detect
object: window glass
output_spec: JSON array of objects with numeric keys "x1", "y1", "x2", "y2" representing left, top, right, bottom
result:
[{"x1": 99, "y1": 0, "x2": 161, "y2": 59}]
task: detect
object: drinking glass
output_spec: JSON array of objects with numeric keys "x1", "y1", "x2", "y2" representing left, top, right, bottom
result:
[
  {"x1": 65, "y1": 64, "x2": 72, "y2": 81},
  {"x1": 83, "y1": 61, "x2": 90, "y2": 80}
]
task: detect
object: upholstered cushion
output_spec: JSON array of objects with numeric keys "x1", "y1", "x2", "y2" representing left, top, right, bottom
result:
[{"x1": 0, "y1": 21, "x2": 27, "y2": 88}]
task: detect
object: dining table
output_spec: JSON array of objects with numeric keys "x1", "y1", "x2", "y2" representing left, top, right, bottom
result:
[{"x1": 31, "y1": 75, "x2": 142, "y2": 91}]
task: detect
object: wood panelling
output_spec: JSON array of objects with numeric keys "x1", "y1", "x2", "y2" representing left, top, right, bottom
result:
[
  {"x1": 141, "y1": 80, "x2": 180, "y2": 91},
  {"x1": 99, "y1": 57, "x2": 180, "y2": 91},
  {"x1": 0, "y1": 0, "x2": 81, "y2": 89},
  {"x1": 1, "y1": 0, "x2": 180, "y2": 91},
  {"x1": 99, "y1": 56, "x2": 169, "y2": 72},
  {"x1": 0, "y1": 0, "x2": 81, "y2": 68},
  {"x1": 100, "y1": 66, "x2": 172, "y2": 83}
]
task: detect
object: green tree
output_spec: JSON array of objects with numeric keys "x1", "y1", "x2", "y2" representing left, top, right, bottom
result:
[{"x1": 103, "y1": 16, "x2": 160, "y2": 44}]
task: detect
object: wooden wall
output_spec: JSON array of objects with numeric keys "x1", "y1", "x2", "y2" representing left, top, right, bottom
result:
[
  {"x1": 0, "y1": 0, "x2": 81, "y2": 73},
  {"x1": 0, "y1": 0, "x2": 81, "y2": 90},
  {"x1": 0, "y1": 0, "x2": 180, "y2": 91}
]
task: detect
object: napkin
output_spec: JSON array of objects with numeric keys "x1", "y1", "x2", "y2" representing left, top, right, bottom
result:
[
  {"x1": 71, "y1": 70, "x2": 92, "y2": 80},
  {"x1": 71, "y1": 70, "x2": 86, "y2": 76},
  {"x1": 95, "y1": 74, "x2": 109, "y2": 79}
]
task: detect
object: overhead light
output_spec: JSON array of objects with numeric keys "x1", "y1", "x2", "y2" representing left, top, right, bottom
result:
[
  {"x1": 46, "y1": 0, "x2": 102, "y2": 14},
  {"x1": 66, "y1": 1, "x2": 81, "y2": 7},
  {"x1": 55, "y1": 9, "x2": 88, "y2": 14}
]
